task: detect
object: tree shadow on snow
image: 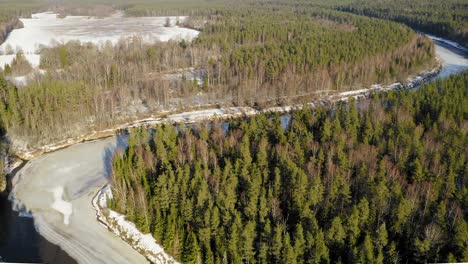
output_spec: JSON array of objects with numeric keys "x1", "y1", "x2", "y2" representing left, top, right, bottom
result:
[{"x1": 103, "y1": 133, "x2": 129, "y2": 181}]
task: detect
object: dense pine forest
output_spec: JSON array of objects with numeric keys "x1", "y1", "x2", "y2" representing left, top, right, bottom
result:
[
  {"x1": 110, "y1": 71, "x2": 467, "y2": 263},
  {"x1": 335, "y1": 0, "x2": 468, "y2": 47}
]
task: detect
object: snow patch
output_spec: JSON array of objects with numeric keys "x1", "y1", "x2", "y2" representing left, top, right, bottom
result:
[
  {"x1": 8, "y1": 75, "x2": 29, "y2": 86},
  {"x1": 0, "y1": 54, "x2": 41, "y2": 69},
  {"x1": 51, "y1": 186, "x2": 72, "y2": 225}
]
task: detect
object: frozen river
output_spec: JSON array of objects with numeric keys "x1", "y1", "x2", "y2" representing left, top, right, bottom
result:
[
  {"x1": 433, "y1": 40, "x2": 468, "y2": 79},
  {"x1": 3, "y1": 37, "x2": 468, "y2": 264},
  {"x1": 9, "y1": 136, "x2": 150, "y2": 264}
]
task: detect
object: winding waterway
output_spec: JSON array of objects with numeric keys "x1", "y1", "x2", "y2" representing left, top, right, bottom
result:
[{"x1": 1, "y1": 38, "x2": 467, "y2": 264}]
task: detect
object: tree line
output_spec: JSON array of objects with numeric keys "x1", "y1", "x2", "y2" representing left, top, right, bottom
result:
[
  {"x1": 110, "y1": 71, "x2": 468, "y2": 263},
  {"x1": 0, "y1": 0, "x2": 46, "y2": 47},
  {"x1": 334, "y1": 0, "x2": 468, "y2": 47},
  {"x1": 117, "y1": 0, "x2": 468, "y2": 47}
]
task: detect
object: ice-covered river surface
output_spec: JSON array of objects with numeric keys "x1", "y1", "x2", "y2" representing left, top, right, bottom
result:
[
  {"x1": 433, "y1": 40, "x2": 468, "y2": 79},
  {"x1": 9, "y1": 136, "x2": 146, "y2": 264},
  {"x1": 5, "y1": 38, "x2": 468, "y2": 264}
]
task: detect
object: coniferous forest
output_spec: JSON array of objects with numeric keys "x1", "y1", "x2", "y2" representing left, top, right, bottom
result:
[
  {"x1": 111, "y1": 71, "x2": 468, "y2": 263},
  {"x1": 336, "y1": 0, "x2": 468, "y2": 47}
]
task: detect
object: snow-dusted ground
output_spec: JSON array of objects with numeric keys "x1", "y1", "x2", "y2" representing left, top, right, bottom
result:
[
  {"x1": 168, "y1": 107, "x2": 256, "y2": 123},
  {"x1": 0, "y1": 12, "x2": 200, "y2": 69},
  {"x1": 3, "y1": 157, "x2": 23, "y2": 176},
  {"x1": 7, "y1": 35, "x2": 467, "y2": 264},
  {"x1": 0, "y1": 54, "x2": 41, "y2": 69},
  {"x1": 51, "y1": 186, "x2": 73, "y2": 225},
  {"x1": 7, "y1": 75, "x2": 30, "y2": 87}
]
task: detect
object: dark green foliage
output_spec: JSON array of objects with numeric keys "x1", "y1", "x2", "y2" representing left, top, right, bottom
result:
[
  {"x1": 111, "y1": 72, "x2": 468, "y2": 263},
  {"x1": 335, "y1": 0, "x2": 468, "y2": 47}
]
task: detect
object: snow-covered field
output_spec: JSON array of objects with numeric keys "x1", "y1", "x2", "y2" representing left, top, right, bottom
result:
[{"x1": 0, "y1": 12, "x2": 200, "y2": 69}]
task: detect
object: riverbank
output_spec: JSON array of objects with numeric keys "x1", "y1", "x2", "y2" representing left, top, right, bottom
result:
[
  {"x1": 93, "y1": 185, "x2": 177, "y2": 264},
  {"x1": 13, "y1": 59, "x2": 442, "y2": 161},
  {"x1": 1, "y1": 57, "x2": 442, "y2": 262},
  {"x1": 425, "y1": 33, "x2": 468, "y2": 53}
]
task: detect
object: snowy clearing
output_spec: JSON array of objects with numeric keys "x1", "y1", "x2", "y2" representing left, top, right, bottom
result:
[{"x1": 0, "y1": 12, "x2": 200, "y2": 68}]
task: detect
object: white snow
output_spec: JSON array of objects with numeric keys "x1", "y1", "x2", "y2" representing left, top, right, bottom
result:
[
  {"x1": 0, "y1": 12, "x2": 200, "y2": 68},
  {"x1": 8, "y1": 75, "x2": 28, "y2": 86},
  {"x1": 167, "y1": 107, "x2": 256, "y2": 123},
  {"x1": 94, "y1": 186, "x2": 178, "y2": 264},
  {"x1": 168, "y1": 109, "x2": 226, "y2": 122},
  {"x1": 0, "y1": 54, "x2": 41, "y2": 69},
  {"x1": 262, "y1": 105, "x2": 298, "y2": 113},
  {"x1": 338, "y1": 88, "x2": 370, "y2": 97},
  {"x1": 51, "y1": 186, "x2": 72, "y2": 225},
  {"x1": 0, "y1": 54, "x2": 15, "y2": 69}
]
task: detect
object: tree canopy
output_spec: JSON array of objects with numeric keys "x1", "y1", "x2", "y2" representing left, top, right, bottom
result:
[{"x1": 111, "y1": 71, "x2": 468, "y2": 263}]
